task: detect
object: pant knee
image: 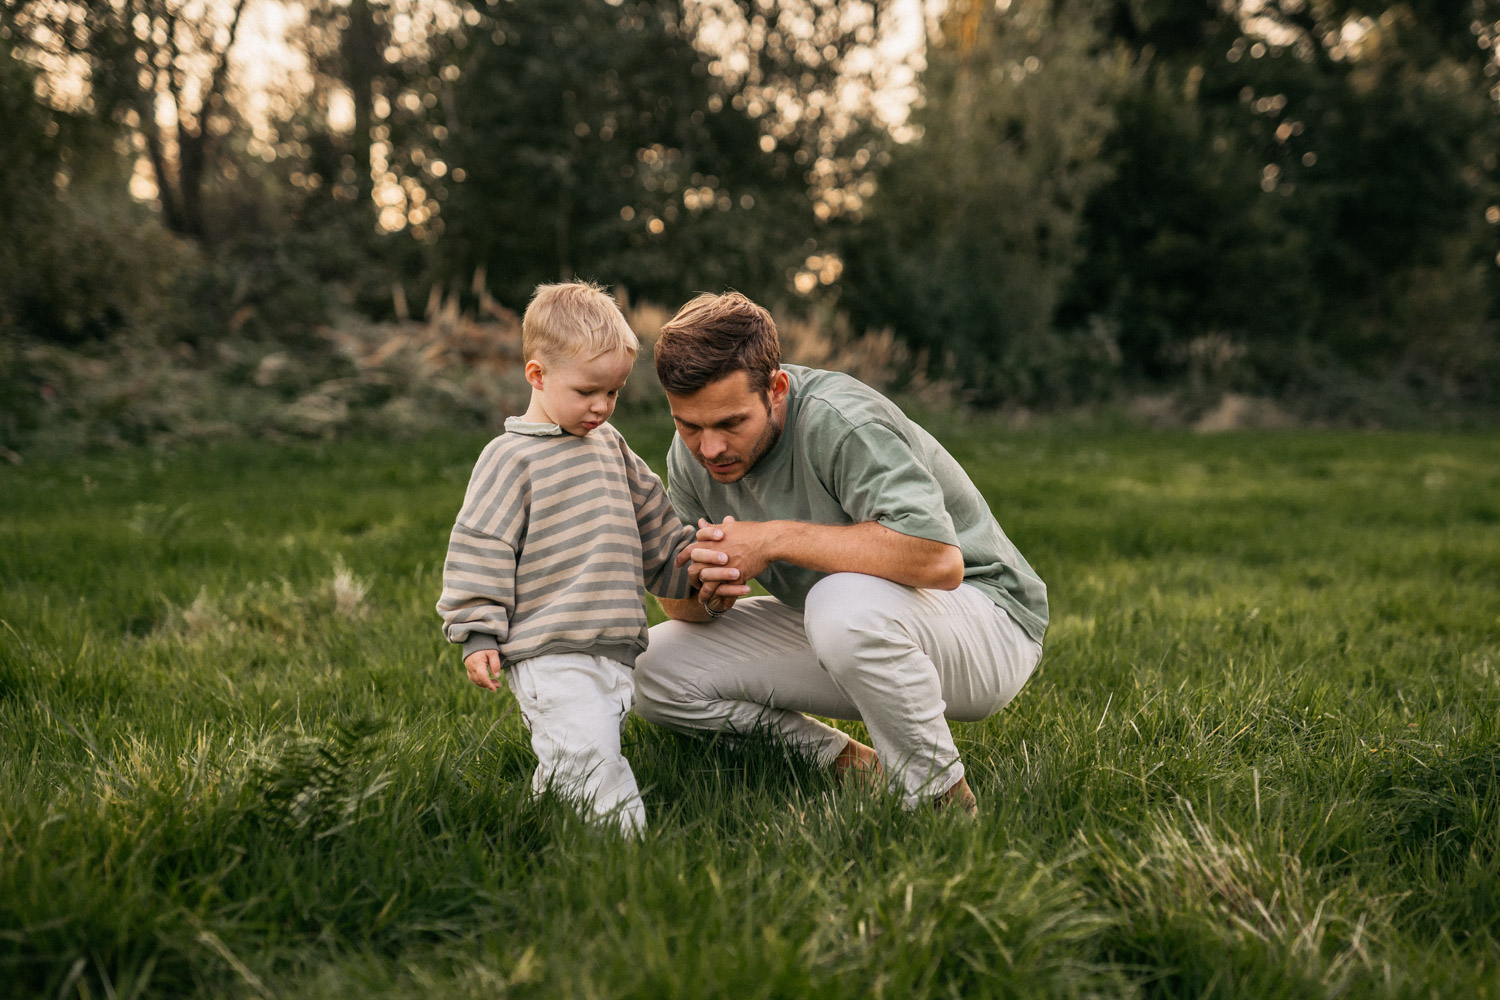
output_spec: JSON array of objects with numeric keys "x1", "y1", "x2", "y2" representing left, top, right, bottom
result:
[{"x1": 803, "y1": 573, "x2": 910, "y2": 678}]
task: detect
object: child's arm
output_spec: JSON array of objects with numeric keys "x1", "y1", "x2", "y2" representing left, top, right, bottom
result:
[
  {"x1": 437, "y1": 441, "x2": 527, "y2": 667},
  {"x1": 617, "y1": 435, "x2": 699, "y2": 600},
  {"x1": 437, "y1": 519, "x2": 517, "y2": 658}
]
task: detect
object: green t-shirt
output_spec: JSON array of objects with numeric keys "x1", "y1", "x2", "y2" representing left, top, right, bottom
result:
[{"x1": 666, "y1": 365, "x2": 1049, "y2": 643}]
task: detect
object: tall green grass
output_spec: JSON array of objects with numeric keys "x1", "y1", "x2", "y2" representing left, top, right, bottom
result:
[{"x1": 2, "y1": 423, "x2": 1497, "y2": 998}]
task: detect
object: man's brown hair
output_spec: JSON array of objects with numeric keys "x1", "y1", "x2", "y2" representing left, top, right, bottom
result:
[{"x1": 653, "y1": 292, "x2": 781, "y2": 396}]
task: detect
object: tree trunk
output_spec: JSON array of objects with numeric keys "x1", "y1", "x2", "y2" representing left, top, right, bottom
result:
[{"x1": 344, "y1": 0, "x2": 379, "y2": 206}]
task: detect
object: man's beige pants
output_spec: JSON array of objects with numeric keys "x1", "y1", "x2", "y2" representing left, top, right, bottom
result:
[{"x1": 634, "y1": 573, "x2": 1043, "y2": 807}]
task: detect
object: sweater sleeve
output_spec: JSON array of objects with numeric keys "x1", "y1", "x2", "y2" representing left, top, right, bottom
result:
[
  {"x1": 435, "y1": 441, "x2": 528, "y2": 658},
  {"x1": 618, "y1": 434, "x2": 696, "y2": 600}
]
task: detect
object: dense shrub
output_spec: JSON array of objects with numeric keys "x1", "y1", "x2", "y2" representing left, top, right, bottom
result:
[{"x1": 2, "y1": 189, "x2": 189, "y2": 347}]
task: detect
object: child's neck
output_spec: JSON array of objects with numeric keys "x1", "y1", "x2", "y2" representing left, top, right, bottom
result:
[{"x1": 521, "y1": 392, "x2": 552, "y2": 425}]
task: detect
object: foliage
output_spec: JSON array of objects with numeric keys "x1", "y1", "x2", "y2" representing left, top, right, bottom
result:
[
  {"x1": 1060, "y1": 0, "x2": 1500, "y2": 401},
  {"x1": 2, "y1": 188, "x2": 192, "y2": 346},
  {"x1": 3, "y1": 0, "x2": 253, "y2": 240},
  {"x1": 0, "y1": 288, "x2": 935, "y2": 455},
  {"x1": 839, "y1": 0, "x2": 1124, "y2": 405},
  {"x1": 2, "y1": 427, "x2": 1499, "y2": 996},
  {"x1": 5, "y1": 0, "x2": 1500, "y2": 423},
  {"x1": 0, "y1": 39, "x2": 177, "y2": 348},
  {"x1": 436, "y1": 0, "x2": 826, "y2": 311}
]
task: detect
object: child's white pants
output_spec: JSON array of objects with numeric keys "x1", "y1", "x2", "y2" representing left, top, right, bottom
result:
[
  {"x1": 505, "y1": 652, "x2": 647, "y2": 835},
  {"x1": 634, "y1": 573, "x2": 1043, "y2": 808}
]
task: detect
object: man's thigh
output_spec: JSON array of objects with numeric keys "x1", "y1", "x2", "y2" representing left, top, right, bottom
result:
[
  {"x1": 643, "y1": 585, "x2": 1041, "y2": 724},
  {"x1": 804, "y1": 575, "x2": 1043, "y2": 722},
  {"x1": 640, "y1": 597, "x2": 862, "y2": 720}
]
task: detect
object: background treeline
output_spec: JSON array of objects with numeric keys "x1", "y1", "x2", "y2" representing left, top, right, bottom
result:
[{"x1": 3, "y1": 0, "x2": 1500, "y2": 451}]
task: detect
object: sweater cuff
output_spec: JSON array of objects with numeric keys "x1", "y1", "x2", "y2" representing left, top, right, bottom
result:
[{"x1": 461, "y1": 633, "x2": 502, "y2": 659}]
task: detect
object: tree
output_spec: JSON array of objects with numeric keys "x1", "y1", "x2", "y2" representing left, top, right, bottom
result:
[
  {"x1": 841, "y1": 0, "x2": 1122, "y2": 402},
  {"x1": 4, "y1": 0, "x2": 251, "y2": 241},
  {"x1": 290, "y1": 0, "x2": 469, "y2": 234},
  {"x1": 1064, "y1": 0, "x2": 1500, "y2": 400},
  {"x1": 437, "y1": 0, "x2": 831, "y2": 310}
]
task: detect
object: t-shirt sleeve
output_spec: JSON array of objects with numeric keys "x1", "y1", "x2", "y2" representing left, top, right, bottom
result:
[{"x1": 828, "y1": 422, "x2": 960, "y2": 546}]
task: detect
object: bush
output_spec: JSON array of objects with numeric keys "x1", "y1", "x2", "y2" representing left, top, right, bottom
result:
[{"x1": 0, "y1": 187, "x2": 189, "y2": 347}]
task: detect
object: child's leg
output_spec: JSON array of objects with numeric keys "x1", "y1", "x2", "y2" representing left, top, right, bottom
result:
[{"x1": 505, "y1": 653, "x2": 646, "y2": 835}]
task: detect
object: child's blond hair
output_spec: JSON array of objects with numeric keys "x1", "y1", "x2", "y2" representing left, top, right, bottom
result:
[{"x1": 522, "y1": 281, "x2": 639, "y2": 364}]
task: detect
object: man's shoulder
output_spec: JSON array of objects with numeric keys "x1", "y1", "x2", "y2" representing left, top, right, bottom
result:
[{"x1": 787, "y1": 366, "x2": 911, "y2": 437}]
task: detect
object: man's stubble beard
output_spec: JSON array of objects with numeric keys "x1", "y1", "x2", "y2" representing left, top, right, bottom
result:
[{"x1": 696, "y1": 394, "x2": 783, "y2": 483}]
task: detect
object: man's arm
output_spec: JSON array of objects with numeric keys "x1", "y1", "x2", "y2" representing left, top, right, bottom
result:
[{"x1": 688, "y1": 518, "x2": 964, "y2": 592}]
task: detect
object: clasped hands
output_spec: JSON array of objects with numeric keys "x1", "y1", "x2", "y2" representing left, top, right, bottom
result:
[{"x1": 676, "y1": 516, "x2": 769, "y2": 616}]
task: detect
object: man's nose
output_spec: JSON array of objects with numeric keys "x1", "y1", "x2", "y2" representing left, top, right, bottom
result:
[{"x1": 699, "y1": 433, "x2": 728, "y2": 459}]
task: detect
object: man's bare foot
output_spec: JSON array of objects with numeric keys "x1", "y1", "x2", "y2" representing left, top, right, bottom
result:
[
  {"x1": 935, "y1": 776, "x2": 977, "y2": 817},
  {"x1": 832, "y1": 738, "x2": 881, "y2": 787}
]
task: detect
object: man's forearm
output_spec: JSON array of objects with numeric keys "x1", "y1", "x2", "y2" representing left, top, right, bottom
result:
[{"x1": 759, "y1": 520, "x2": 964, "y2": 590}]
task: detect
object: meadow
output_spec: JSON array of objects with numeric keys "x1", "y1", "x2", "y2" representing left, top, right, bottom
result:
[{"x1": 2, "y1": 418, "x2": 1498, "y2": 999}]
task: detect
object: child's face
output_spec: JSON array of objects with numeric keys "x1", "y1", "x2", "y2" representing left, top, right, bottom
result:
[{"x1": 524, "y1": 348, "x2": 635, "y2": 436}]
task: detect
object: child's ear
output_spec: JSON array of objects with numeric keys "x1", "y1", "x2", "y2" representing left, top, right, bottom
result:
[{"x1": 524, "y1": 359, "x2": 546, "y2": 391}]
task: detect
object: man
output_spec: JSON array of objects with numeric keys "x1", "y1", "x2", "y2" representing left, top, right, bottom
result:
[{"x1": 634, "y1": 292, "x2": 1048, "y2": 812}]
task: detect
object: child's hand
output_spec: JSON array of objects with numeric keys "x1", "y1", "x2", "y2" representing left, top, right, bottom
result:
[{"x1": 465, "y1": 649, "x2": 504, "y2": 691}]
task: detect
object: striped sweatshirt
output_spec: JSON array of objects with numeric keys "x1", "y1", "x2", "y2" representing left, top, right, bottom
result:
[{"x1": 437, "y1": 418, "x2": 698, "y2": 667}]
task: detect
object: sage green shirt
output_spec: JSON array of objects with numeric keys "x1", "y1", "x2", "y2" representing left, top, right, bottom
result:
[{"x1": 666, "y1": 365, "x2": 1048, "y2": 643}]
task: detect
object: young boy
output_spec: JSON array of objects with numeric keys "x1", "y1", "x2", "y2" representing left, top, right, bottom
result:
[{"x1": 436, "y1": 281, "x2": 699, "y2": 835}]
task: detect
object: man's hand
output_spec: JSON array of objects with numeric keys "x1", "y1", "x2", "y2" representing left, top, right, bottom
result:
[
  {"x1": 464, "y1": 648, "x2": 503, "y2": 691},
  {"x1": 679, "y1": 517, "x2": 752, "y2": 613},
  {"x1": 686, "y1": 516, "x2": 774, "y2": 584}
]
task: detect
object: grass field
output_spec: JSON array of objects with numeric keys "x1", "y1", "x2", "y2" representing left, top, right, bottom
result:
[{"x1": 3, "y1": 418, "x2": 1498, "y2": 999}]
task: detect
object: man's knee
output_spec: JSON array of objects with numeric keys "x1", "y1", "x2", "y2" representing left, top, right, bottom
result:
[{"x1": 803, "y1": 573, "x2": 913, "y2": 677}]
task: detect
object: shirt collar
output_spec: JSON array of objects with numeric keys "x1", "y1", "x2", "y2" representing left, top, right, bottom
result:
[{"x1": 504, "y1": 417, "x2": 566, "y2": 437}]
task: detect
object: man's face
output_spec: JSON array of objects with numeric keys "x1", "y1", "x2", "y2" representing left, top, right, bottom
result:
[{"x1": 666, "y1": 370, "x2": 789, "y2": 483}]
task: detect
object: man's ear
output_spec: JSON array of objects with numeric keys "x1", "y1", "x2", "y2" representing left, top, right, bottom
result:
[
  {"x1": 768, "y1": 368, "x2": 790, "y2": 404},
  {"x1": 524, "y1": 359, "x2": 546, "y2": 391}
]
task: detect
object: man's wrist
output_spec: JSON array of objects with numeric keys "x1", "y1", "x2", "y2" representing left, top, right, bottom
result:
[{"x1": 758, "y1": 519, "x2": 793, "y2": 566}]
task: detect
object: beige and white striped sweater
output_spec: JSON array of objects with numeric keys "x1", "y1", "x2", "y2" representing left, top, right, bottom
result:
[{"x1": 437, "y1": 418, "x2": 697, "y2": 667}]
